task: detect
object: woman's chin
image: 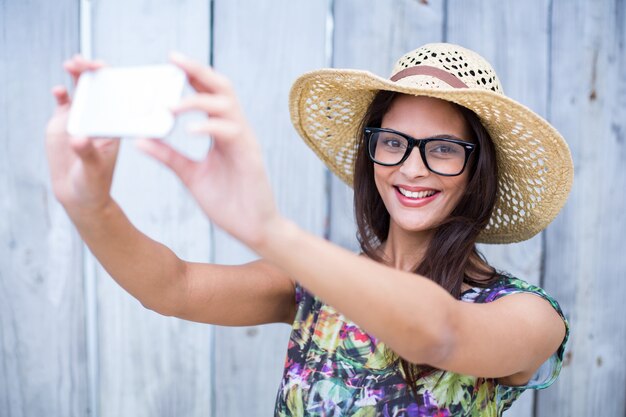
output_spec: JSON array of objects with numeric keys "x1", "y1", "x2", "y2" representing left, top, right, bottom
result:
[{"x1": 390, "y1": 218, "x2": 436, "y2": 235}]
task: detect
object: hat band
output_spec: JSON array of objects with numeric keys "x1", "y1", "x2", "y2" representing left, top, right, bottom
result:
[{"x1": 390, "y1": 65, "x2": 468, "y2": 88}]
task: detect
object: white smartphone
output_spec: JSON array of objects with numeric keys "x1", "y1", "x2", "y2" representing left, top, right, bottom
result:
[{"x1": 67, "y1": 64, "x2": 187, "y2": 138}]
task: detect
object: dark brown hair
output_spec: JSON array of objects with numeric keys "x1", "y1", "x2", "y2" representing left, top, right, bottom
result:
[{"x1": 353, "y1": 90, "x2": 501, "y2": 400}]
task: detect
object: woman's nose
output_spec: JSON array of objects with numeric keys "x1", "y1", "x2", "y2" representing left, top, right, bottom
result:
[{"x1": 398, "y1": 147, "x2": 430, "y2": 178}]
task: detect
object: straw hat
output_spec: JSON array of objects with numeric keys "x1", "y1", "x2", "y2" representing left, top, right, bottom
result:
[{"x1": 289, "y1": 42, "x2": 573, "y2": 244}]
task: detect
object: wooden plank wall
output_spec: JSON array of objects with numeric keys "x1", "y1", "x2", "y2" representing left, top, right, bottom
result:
[
  {"x1": 543, "y1": 0, "x2": 626, "y2": 415},
  {"x1": 0, "y1": 1, "x2": 89, "y2": 417},
  {"x1": 1, "y1": 0, "x2": 624, "y2": 416}
]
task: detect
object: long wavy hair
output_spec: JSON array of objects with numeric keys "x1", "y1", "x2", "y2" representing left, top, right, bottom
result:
[{"x1": 352, "y1": 90, "x2": 501, "y2": 400}]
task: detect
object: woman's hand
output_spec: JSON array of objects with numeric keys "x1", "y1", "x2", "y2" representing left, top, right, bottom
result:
[
  {"x1": 134, "y1": 52, "x2": 283, "y2": 249},
  {"x1": 45, "y1": 55, "x2": 120, "y2": 215}
]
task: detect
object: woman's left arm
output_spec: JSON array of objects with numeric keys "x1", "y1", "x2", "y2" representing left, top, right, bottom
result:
[
  {"x1": 254, "y1": 218, "x2": 566, "y2": 382},
  {"x1": 139, "y1": 53, "x2": 565, "y2": 381}
]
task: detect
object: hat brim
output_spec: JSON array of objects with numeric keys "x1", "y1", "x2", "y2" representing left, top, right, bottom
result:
[{"x1": 289, "y1": 69, "x2": 574, "y2": 244}]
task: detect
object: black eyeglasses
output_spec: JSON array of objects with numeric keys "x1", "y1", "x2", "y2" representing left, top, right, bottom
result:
[{"x1": 364, "y1": 127, "x2": 478, "y2": 176}]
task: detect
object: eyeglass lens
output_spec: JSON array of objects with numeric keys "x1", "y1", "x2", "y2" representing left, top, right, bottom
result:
[{"x1": 369, "y1": 130, "x2": 467, "y2": 175}]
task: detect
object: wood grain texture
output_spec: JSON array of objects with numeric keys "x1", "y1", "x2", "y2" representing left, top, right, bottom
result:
[
  {"x1": 542, "y1": 0, "x2": 626, "y2": 415},
  {"x1": 0, "y1": 0, "x2": 89, "y2": 416},
  {"x1": 211, "y1": 1, "x2": 328, "y2": 415},
  {"x1": 89, "y1": 1, "x2": 213, "y2": 416},
  {"x1": 447, "y1": 1, "x2": 552, "y2": 414},
  {"x1": 330, "y1": 0, "x2": 446, "y2": 253}
]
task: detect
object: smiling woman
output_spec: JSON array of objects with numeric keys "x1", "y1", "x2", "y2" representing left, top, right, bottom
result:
[
  {"x1": 45, "y1": 42, "x2": 573, "y2": 417},
  {"x1": 279, "y1": 42, "x2": 573, "y2": 415}
]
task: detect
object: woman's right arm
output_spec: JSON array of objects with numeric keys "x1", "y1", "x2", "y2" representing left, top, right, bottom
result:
[
  {"x1": 68, "y1": 200, "x2": 297, "y2": 325},
  {"x1": 46, "y1": 55, "x2": 296, "y2": 327}
]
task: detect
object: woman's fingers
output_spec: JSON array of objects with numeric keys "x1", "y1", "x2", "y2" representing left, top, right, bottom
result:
[
  {"x1": 171, "y1": 93, "x2": 238, "y2": 119},
  {"x1": 169, "y1": 52, "x2": 231, "y2": 95},
  {"x1": 92, "y1": 138, "x2": 121, "y2": 163},
  {"x1": 92, "y1": 137, "x2": 119, "y2": 150},
  {"x1": 70, "y1": 135, "x2": 101, "y2": 164},
  {"x1": 46, "y1": 86, "x2": 73, "y2": 143},
  {"x1": 63, "y1": 54, "x2": 106, "y2": 87},
  {"x1": 186, "y1": 119, "x2": 248, "y2": 147},
  {"x1": 134, "y1": 138, "x2": 198, "y2": 185},
  {"x1": 52, "y1": 85, "x2": 71, "y2": 108}
]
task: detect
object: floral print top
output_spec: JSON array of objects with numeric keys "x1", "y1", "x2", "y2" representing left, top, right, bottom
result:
[{"x1": 274, "y1": 274, "x2": 569, "y2": 416}]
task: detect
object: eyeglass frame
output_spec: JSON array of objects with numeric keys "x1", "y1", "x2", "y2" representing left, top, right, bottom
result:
[{"x1": 364, "y1": 127, "x2": 479, "y2": 177}]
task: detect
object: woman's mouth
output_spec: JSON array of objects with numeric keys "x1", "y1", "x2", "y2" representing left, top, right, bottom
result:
[
  {"x1": 394, "y1": 186, "x2": 440, "y2": 207},
  {"x1": 397, "y1": 187, "x2": 436, "y2": 199}
]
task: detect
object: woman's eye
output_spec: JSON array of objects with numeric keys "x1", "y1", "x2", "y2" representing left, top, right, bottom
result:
[
  {"x1": 381, "y1": 139, "x2": 404, "y2": 148},
  {"x1": 431, "y1": 144, "x2": 458, "y2": 154}
]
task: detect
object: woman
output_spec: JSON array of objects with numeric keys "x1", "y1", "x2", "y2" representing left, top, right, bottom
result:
[{"x1": 46, "y1": 43, "x2": 572, "y2": 415}]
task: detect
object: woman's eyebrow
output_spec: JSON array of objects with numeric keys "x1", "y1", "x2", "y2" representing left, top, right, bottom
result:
[
  {"x1": 426, "y1": 133, "x2": 465, "y2": 140},
  {"x1": 382, "y1": 127, "x2": 467, "y2": 141}
]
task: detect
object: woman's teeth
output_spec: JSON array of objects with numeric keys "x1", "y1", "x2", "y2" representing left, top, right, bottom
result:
[{"x1": 398, "y1": 187, "x2": 436, "y2": 199}]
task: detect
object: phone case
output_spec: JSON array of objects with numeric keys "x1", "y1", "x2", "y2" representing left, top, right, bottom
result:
[{"x1": 67, "y1": 64, "x2": 186, "y2": 138}]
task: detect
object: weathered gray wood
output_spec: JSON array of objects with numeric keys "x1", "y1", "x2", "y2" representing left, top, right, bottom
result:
[
  {"x1": 542, "y1": 0, "x2": 626, "y2": 415},
  {"x1": 447, "y1": 1, "x2": 552, "y2": 414},
  {"x1": 89, "y1": 1, "x2": 214, "y2": 416},
  {"x1": 0, "y1": 0, "x2": 90, "y2": 416},
  {"x1": 211, "y1": 1, "x2": 328, "y2": 415},
  {"x1": 330, "y1": 0, "x2": 446, "y2": 252}
]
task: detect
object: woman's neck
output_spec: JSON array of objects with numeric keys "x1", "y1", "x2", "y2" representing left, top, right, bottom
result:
[
  {"x1": 377, "y1": 221, "x2": 434, "y2": 272},
  {"x1": 371, "y1": 221, "x2": 481, "y2": 293}
]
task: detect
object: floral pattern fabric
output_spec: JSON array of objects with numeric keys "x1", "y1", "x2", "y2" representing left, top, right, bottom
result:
[{"x1": 274, "y1": 274, "x2": 570, "y2": 417}]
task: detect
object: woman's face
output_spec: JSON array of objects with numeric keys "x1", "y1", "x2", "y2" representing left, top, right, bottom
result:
[{"x1": 374, "y1": 94, "x2": 473, "y2": 235}]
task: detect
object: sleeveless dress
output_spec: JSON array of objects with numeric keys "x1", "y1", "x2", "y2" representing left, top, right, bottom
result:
[{"x1": 273, "y1": 274, "x2": 570, "y2": 416}]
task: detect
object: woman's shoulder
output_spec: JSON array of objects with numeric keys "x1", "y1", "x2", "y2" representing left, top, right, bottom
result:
[
  {"x1": 462, "y1": 273, "x2": 562, "y2": 310},
  {"x1": 467, "y1": 273, "x2": 571, "y2": 392}
]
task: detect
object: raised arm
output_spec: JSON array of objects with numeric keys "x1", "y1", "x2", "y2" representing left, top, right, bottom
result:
[
  {"x1": 65, "y1": 199, "x2": 295, "y2": 325},
  {"x1": 45, "y1": 55, "x2": 295, "y2": 326}
]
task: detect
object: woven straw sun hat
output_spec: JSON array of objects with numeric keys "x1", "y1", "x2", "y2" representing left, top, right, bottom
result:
[{"x1": 288, "y1": 42, "x2": 574, "y2": 244}]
